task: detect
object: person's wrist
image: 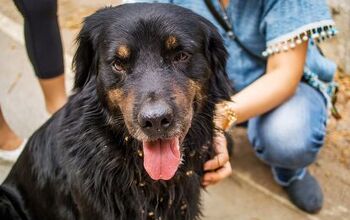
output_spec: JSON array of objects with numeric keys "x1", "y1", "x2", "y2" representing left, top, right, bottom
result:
[
  {"x1": 215, "y1": 101, "x2": 238, "y2": 131},
  {"x1": 222, "y1": 101, "x2": 237, "y2": 131}
]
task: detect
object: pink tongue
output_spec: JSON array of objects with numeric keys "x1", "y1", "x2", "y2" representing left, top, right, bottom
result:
[{"x1": 143, "y1": 138, "x2": 181, "y2": 180}]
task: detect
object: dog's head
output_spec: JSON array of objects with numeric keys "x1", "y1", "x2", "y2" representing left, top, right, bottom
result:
[{"x1": 73, "y1": 3, "x2": 232, "y2": 181}]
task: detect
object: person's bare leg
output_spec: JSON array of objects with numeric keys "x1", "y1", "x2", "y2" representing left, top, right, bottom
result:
[
  {"x1": 0, "y1": 107, "x2": 22, "y2": 150},
  {"x1": 38, "y1": 74, "x2": 67, "y2": 114}
]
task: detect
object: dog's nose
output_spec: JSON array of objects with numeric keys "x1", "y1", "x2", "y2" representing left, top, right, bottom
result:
[{"x1": 138, "y1": 101, "x2": 174, "y2": 135}]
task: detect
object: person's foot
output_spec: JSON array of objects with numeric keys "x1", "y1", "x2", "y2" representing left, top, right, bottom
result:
[
  {"x1": 0, "y1": 128, "x2": 26, "y2": 162},
  {"x1": 0, "y1": 139, "x2": 27, "y2": 162},
  {"x1": 0, "y1": 107, "x2": 26, "y2": 162},
  {"x1": 0, "y1": 126, "x2": 22, "y2": 151},
  {"x1": 284, "y1": 171, "x2": 323, "y2": 213}
]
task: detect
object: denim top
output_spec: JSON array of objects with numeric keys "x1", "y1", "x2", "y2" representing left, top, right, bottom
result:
[{"x1": 123, "y1": 0, "x2": 338, "y2": 100}]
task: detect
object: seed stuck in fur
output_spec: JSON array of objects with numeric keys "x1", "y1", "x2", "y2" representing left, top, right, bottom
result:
[
  {"x1": 189, "y1": 150, "x2": 196, "y2": 157},
  {"x1": 181, "y1": 201, "x2": 187, "y2": 215},
  {"x1": 137, "y1": 149, "x2": 143, "y2": 157},
  {"x1": 186, "y1": 170, "x2": 194, "y2": 177},
  {"x1": 181, "y1": 203, "x2": 187, "y2": 210}
]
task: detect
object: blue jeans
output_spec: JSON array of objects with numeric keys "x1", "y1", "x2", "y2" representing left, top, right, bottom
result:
[{"x1": 247, "y1": 83, "x2": 328, "y2": 186}]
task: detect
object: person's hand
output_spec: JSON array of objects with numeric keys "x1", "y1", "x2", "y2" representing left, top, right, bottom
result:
[{"x1": 202, "y1": 130, "x2": 232, "y2": 187}]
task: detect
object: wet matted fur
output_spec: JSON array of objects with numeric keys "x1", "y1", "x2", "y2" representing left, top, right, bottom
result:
[{"x1": 0, "y1": 3, "x2": 232, "y2": 220}]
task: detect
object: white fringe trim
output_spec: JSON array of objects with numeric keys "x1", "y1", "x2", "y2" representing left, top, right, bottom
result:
[{"x1": 262, "y1": 20, "x2": 338, "y2": 57}]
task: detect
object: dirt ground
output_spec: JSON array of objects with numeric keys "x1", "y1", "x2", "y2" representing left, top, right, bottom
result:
[
  {"x1": 325, "y1": 72, "x2": 350, "y2": 168},
  {"x1": 0, "y1": 1, "x2": 349, "y2": 219}
]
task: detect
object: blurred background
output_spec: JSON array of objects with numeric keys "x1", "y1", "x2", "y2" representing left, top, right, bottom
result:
[{"x1": 0, "y1": 1, "x2": 349, "y2": 219}]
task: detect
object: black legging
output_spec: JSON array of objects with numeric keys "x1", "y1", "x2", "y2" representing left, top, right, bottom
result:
[{"x1": 13, "y1": 0, "x2": 64, "y2": 79}]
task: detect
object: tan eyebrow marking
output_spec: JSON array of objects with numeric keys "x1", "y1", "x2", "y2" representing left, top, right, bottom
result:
[
  {"x1": 165, "y1": 36, "x2": 177, "y2": 49},
  {"x1": 108, "y1": 89, "x2": 124, "y2": 104},
  {"x1": 116, "y1": 45, "x2": 130, "y2": 58}
]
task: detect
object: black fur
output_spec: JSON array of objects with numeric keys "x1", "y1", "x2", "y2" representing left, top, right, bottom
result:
[{"x1": 1, "y1": 3, "x2": 232, "y2": 220}]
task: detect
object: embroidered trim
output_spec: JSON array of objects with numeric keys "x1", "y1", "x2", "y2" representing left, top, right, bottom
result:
[
  {"x1": 262, "y1": 20, "x2": 338, "y2": 57},
  {"x1": 303, "y1": 67, "x2": 338, "y2": 112}
]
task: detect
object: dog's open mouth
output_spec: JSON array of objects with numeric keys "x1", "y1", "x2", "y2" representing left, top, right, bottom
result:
[{"x1": 143, "y1": 137, "x2": 181, "y2": 181}]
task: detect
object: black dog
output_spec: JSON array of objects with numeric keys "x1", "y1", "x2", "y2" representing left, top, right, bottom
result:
[{"x1": 0, "y1": 3, "x2": 232, "y2": 220}]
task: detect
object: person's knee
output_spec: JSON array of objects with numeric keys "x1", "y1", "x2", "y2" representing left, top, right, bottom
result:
[
  {"x1": 249, "y1": 110, "x2": 325, "y2": 169},
  {"x1": 261, "y1": 133, "x2": 321, "y2": 169}
]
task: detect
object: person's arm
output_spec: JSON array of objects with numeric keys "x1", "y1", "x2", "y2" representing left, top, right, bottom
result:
[
  {"x1": 222, "y1": 41, "x2": 308, "y2": 125},
  {"x1": 202, "y1": 42, "x2": 308, "y2": 186}
]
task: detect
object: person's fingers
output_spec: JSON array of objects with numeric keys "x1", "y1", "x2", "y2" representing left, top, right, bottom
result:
[
  {"x1": 202, "y1": 181, "x2": 210, "y2": 187},
  {"x1": 212, "y1": 131, "x2": 227, "y2": 154},
  {"x1": 202, "y1": 127, "x2": 232, "y2": 186},
  {"x1": 202, "y1": 162, "x2": 232, "y2": 185},
  {"x1": 205, "y1": 162, "x2": 232, "y2": 182},
  {"x1": 204, "y1": 131, "x2": 229, "y2": 171},
  {"x1": 203, "y1": 152, "x2": 229, "y2": 171}
]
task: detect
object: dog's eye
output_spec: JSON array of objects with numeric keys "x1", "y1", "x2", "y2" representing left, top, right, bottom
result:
[
  {"x1": 112, "y1": 61, "x2": 126, "y2": 73},
  {"x1": 173, "y1": 52, "x2": 190, "y2": 62}
]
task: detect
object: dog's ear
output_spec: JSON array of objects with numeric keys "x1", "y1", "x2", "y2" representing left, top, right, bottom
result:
[
  {"x1": 73, "y1": 13, "x2": 103, "y2": 91},
  {"x1": 204, "y1": 23, "x2": 234, "y2": 101}
]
